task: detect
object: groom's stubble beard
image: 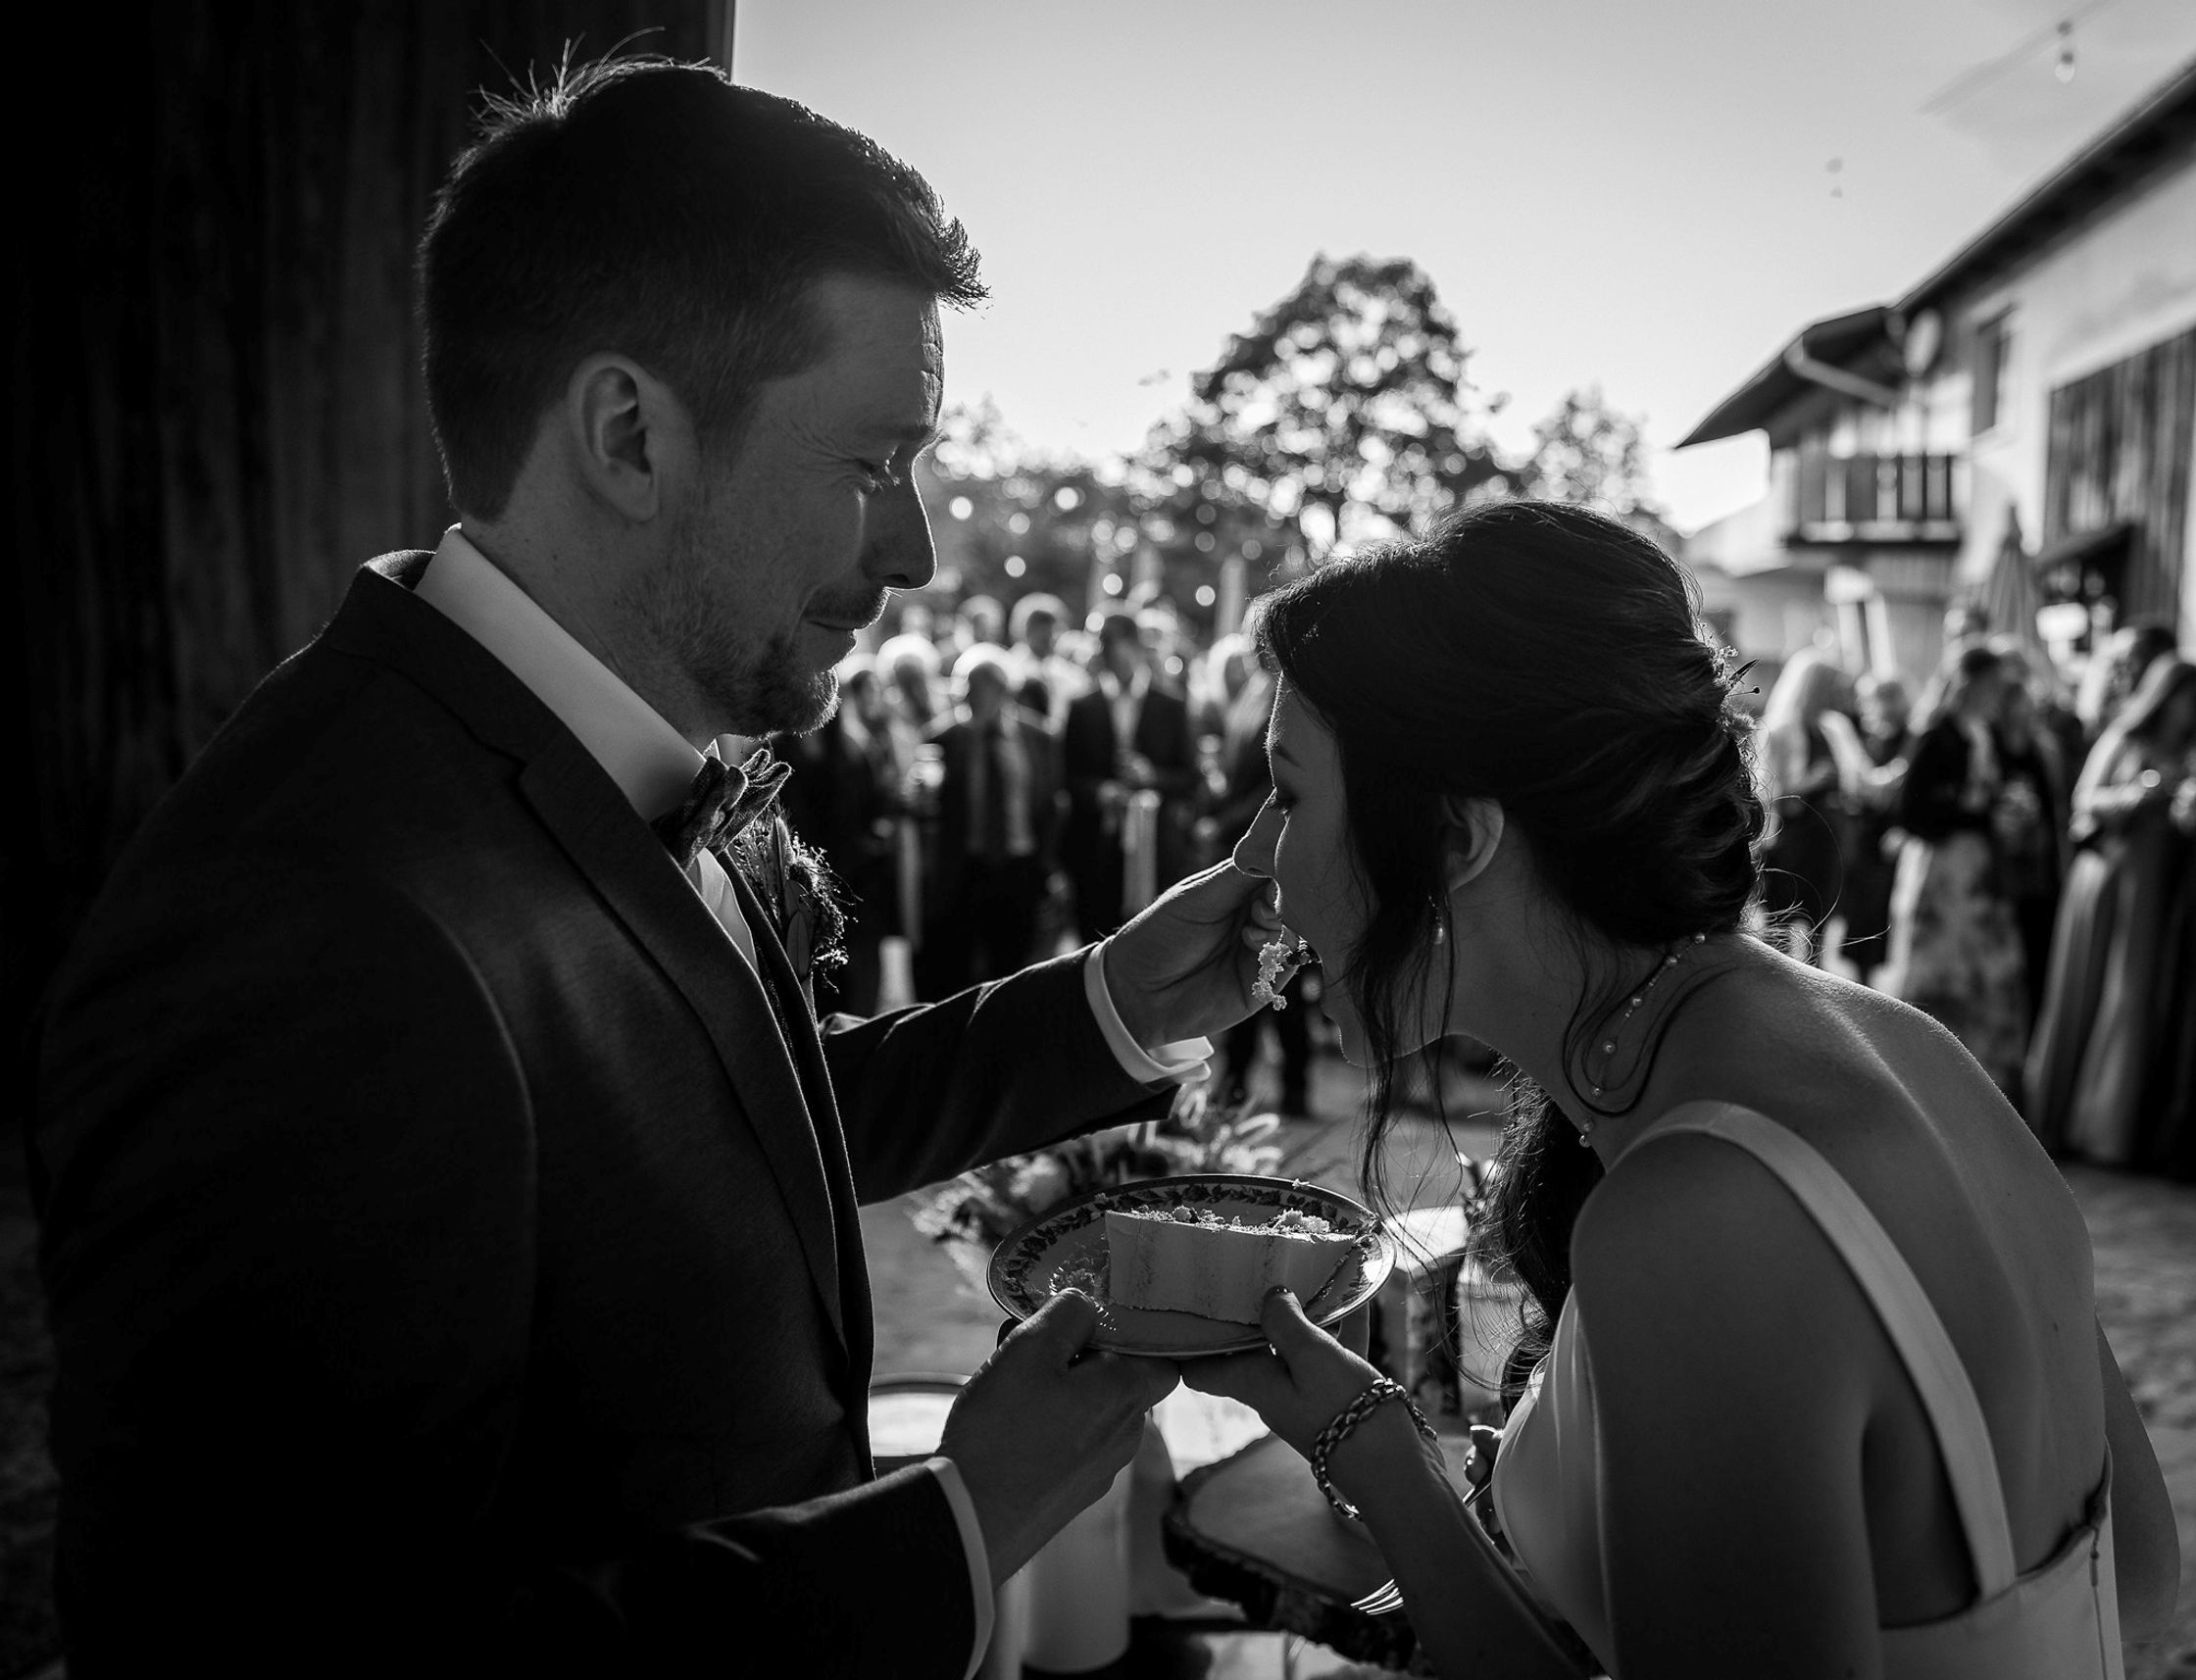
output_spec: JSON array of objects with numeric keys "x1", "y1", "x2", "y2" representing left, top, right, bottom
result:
[{"x1": 636, "y1": 494, "x2": 841, "y2": 739}]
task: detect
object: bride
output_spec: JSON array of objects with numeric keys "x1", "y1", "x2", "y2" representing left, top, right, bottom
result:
[{"x1": 1186, "y1": 501, "x2": 2176, "y2": 1678}]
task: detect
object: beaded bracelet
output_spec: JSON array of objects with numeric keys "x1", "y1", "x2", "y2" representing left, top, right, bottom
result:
[{"x1": 1310, "y1": 1377, "x2": 1439, "y2": 1521}]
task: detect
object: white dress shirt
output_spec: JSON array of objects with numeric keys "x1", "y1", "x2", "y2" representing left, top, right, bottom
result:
[
  {"x1": 1097, "y1": 665, "x2": 1150, "y2": 762},
  {"x1": 414, "y1": 526, "x2": 1209, "y2": 1675}
]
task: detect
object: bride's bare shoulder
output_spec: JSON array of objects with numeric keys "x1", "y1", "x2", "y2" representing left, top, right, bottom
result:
[
  {"x1": 1665, "y1": 943, "x2": 2013, "y2": 1131},
  {"x1": 1590, "y1": 950, "x2": 2091, "y2": 1330}
]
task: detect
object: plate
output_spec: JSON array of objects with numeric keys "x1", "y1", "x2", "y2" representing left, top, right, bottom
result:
[{"x1": 987, "y1": 1173, "x2": 1396, "y2": 1358}]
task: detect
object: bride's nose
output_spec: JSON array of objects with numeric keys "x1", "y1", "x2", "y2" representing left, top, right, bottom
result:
[{"x1": 1231, "y1": 800, "x2": 1281, "y2": 878}]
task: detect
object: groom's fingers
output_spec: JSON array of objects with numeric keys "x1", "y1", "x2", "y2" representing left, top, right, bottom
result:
[
  {"x1": 1104, "y1": 1352, "x2": 1182, "y2": 1410},
  {"x1": 1179, "y1": 1347, "x2": 1286, "y2": 1409},
  {"x1": 1019, "y1": 1289, "x2": 1101, "y2": 1363},
  {"x1": 1162, "y1": 858, "x2": 1270, "y2": 928}
]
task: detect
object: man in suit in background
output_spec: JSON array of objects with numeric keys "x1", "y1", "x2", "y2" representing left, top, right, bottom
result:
[
  {"x1": 32, "y1": 61, "x2": 1273, "y2": 1678},
  {"x1": 923, "y1": 644, "x2": 1064, "y2": 993},
  {"x1": 1063, "y1": 611, "x2": 1202, "y2": 941},
  {"x1": 1008, "y1": 590, "x2": 1086, "y2": 726}
]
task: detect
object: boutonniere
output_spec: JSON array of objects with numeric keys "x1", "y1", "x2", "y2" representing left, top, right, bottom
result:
[{"x1": 716, "y1": 752, "x2": 846, "y2": 1000}]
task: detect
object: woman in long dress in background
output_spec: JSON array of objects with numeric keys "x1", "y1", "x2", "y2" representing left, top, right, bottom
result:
[
  {"x1": 2025, "y1": 655, "x2": 2196, "y2": 1161},
  {"x1": 1883, "y1": 645, "x2": 2029, "y2": 1097},
  {"x1": 1822, "y1": 672, "x2": 1912, "y2": 987},
  {"x1": 1991, "y1": 666, "x2": 2072, "y2": 1035},
  {"x1": 1754, "y1": 647, "x2": 1851, "y2": 964},
  {"x1": 1183, "y1": 502, "x2": 2175, "y2": 1679},
  {"x1": 2139, "y1": 761, "x2": 2196, "y2": 1178}
]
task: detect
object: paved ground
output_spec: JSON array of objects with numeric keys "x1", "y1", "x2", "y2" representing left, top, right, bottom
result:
[{"x1": 2, "y1": 1036, "x2": 2191, "y2": 1677}]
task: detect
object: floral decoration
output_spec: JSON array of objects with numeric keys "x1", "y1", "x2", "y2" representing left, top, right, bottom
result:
[{"x1": 907, "y1": 1082, "x2": 1288, "y2": 1292}]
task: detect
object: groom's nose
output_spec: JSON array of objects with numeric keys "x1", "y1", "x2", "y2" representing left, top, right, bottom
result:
[{"x1": 862, "y1": 474, "x2": 936, "y2": 593}]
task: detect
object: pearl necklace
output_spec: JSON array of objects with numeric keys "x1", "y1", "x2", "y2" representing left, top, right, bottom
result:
[{"x1": 1577, "y1": 932, "x2": 1709, "y2": 1147}]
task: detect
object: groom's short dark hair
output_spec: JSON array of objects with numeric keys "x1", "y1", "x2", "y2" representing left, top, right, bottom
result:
[{"x1": 420, "y1": 57, "x2": 985, "y2": 518}]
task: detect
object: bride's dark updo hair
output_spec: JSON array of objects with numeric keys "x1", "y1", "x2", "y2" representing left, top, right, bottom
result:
[{"x1": 1250, "y1": 500, "x2": 1765, "y2": 1396}]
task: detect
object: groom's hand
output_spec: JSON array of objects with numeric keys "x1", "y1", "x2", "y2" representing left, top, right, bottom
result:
[
  {"x1": 1101, "y1": 861, "x2": 1287, "y2": 1048},
  {"x1": 939, "y1": 1291, "x2": 1178, "y2": 1585}
]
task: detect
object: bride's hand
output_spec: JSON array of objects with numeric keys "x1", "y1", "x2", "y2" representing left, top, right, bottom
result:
[{"x1": 1181, "y1": 1287, "x2": 1384, "y2": 1457}]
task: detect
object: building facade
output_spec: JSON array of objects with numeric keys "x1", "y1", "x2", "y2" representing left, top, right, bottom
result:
[{"x1": 1677, "y1": 61, "x2": 2196, "y2": 691}]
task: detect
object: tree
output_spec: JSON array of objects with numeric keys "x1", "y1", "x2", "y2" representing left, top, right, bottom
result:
[
  {"x1": 1520, "y1": 384, "x2": 1663, "y2": 520},
  {"x1": 913, "y1": 401, "x2": 1142, "y2": 627},
  {"x1": 912, "y1": 402, "x2": 1278, "y2": 641},
  {"x1": 1142, "y1": 254, "x2": 1512, "y2": 569}
]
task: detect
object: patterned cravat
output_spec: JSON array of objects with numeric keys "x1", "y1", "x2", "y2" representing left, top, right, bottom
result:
[{"x1": 652, "y1": 746, "x2": 793, "y2": 867}]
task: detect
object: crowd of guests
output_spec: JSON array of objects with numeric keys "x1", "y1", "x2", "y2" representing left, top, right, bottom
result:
[
  {"x1": 1755, "y1": 614, "x2": 2196, "y2": 1177},
  {"x1": 773, "y1": 584, "x2": 2194, "y2": 1171},
  {"x1": 773, "y1": 589, "x2": 1310, "y2": 1113}
]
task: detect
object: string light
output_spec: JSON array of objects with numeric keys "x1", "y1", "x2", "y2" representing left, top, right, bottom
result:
[{"x1": 1918, "y1": 0, "x2": 2120, "y2": 115}]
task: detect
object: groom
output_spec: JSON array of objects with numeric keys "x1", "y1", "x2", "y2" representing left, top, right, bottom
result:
[{"x1": 32, "y1": 60, "x2": 1272, "y2": 1678}]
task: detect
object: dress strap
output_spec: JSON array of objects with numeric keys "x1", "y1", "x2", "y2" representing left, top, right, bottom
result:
[{"x1": 1630, "y1": 1103, "x2": 2019, "y2": 1597}]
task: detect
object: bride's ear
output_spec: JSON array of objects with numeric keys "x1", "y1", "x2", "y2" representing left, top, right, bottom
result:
[{"x1": 1441, "y1": 795, "x2": 1504, "y2": 892}]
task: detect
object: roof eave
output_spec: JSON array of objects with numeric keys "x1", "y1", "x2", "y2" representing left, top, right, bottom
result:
[
  {"x1": 1675, "y1": 306, "x2": 1892, "y2": 448},
  {"x1": 1898, "y1": 55, "x2": 2196, "y2": 315}
]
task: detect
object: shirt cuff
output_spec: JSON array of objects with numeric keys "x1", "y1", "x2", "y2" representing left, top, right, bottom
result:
[
  {"x1": 924, "y1": 1456, "x2": 995, "y2": 1680},
  {"x1": 1083, "y1": 944, "x2": 1214, "y2": 1087}
]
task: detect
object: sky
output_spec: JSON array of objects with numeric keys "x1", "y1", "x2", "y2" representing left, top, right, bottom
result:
[{"x1": 732, "y1": 0, "x2": 2196, "y2": 533}]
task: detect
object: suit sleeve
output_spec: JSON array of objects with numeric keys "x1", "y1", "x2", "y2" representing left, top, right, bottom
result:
[
  {"x1": 525, "y1": 1466, "x2": 977, "y2": 1678},
  {"x1": 822, "y1": 947, "x2": 1173, "y2": 1206},
  {"x1": 34, "y1": 853, "x2": 976, "y2": 1679}
]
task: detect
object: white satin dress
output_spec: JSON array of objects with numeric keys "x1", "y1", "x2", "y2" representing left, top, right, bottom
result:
[{"x1": 1491, "y1": 1103, "x2": 2123, "y2": 1679}]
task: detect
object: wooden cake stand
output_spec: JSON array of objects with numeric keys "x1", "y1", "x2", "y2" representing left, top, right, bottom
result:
[{"x1": 1162, "y1": 1429, "x2": 1479, "y2": 1673}]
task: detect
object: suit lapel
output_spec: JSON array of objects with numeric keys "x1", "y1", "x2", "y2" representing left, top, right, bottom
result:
[
  {"x1": 1133, "y1": 688, "x2": 1167, "y2": 762},
  {"x1": 729, "y1": 866, "x2": 872, "y2": 1404},
  {"x1": 726, "y1": 866, "x2": 838, "y2": 1141},
  {"x1": 520, "y1": 742, "x2": 847, "y2": 1348},
  {"x1": 324, "y1": 559, "x2": 848, "y2": 1349}
]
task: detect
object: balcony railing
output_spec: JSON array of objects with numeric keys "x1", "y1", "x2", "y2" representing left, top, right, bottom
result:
[{"x1": 1787, "y1": 452, "x2": 1962, "y2": 545}]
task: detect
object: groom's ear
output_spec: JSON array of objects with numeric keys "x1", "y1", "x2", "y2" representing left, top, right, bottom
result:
[
  {"x1": 566, "y1": 352, "x2": 684, "y2": 524},
  {"x1": 1441, "y1": 795, "x2": 1504, "y2": 892}
]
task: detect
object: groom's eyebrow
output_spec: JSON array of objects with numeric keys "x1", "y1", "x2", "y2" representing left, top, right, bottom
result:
[{"x1": 1270, "y1": 740, "x2": 1300, "y2": 766}]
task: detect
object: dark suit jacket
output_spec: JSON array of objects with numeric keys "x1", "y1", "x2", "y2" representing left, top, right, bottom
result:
[
  {"x1": 925, "y1": 707, "x2": 1064, "y2": 909},
  {"x1": 32, "y1": 553, "x2": 1171, "y2": 1677},
  {"x1": 776, "y1": 715, "x2": 900, "y2": 914},
  {"x1": 1061, "y1": 683, "x2": 1199, "y2": 890}
]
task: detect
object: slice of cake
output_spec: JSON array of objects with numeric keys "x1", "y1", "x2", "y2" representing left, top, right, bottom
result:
[{"x1": 1103, "y1": 1206, "x2": 1360, "y2": 1323}]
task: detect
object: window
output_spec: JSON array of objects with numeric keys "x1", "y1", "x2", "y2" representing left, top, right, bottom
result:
[
  {"x1": 2039, "y1": 327, "x2": 2196, "y2": 624},
  {"x1": 1971, "y1": 314, "x2": 2011, "y2": 436}
]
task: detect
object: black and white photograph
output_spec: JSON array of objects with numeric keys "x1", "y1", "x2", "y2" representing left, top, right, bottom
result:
[{"x1": 6, "y1": 2, "x2": 2195, "y2": 1675}]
